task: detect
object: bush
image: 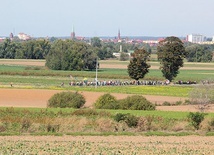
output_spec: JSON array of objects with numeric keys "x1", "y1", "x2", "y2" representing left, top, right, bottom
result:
[
  {"x1": 208, "y1": 118, "x2": 214, "y2": 131},
  {"x1": 162, "y1": 101, "x2": 171, "y2": 106},
  {"x1": 187, "y1": 112, "x2": 206, "y2": 130},
  {"x1": 94, "y1": 93, "x2": 119, "y2": 109},
  {"x1": 119, "y1": 95, "x2": 155, "y2": 110},
  {"x1": 114, "y1": 113, "x2": 139, "y2": 127},
  {"x1": 47, "y1": 91, "x2": 85, "y2": 108}
]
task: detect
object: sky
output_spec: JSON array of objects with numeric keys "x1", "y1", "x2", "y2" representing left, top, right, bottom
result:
[{"x1": 0, "y1": 0, "x2": 214, "y2": 38}]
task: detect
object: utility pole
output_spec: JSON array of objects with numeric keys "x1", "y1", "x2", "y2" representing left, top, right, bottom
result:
[{"x1": 95, "y1": 57, "x2": 98, "y2": 88}]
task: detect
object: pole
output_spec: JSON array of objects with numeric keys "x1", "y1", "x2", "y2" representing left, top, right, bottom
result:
[{"x1": 95, "y1": 57, "x2": 98, "y2": 88}]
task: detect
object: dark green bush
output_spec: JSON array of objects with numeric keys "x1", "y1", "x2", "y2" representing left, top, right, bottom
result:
[
  {"x1": 114, "y1": 113, "x2": 127, "y2": 122},
  {"x1": 94, "y1": 93, "x2": 119, "y2": 109},
  {"x1": 47, "y1": 91, "x2": 85, "y2": 108},
  {"x1": 162, "y1": 101, "x2": 171, "y2": 106},
  {"x1": 114, "y1": 113, "x2": 139, "y2": 127},
  {"x1": 187, "y1": 112, "x2": 206, "y2": 130},
  {"x1": 119, "y1": 95, "x2": 155, "y2": 110}
]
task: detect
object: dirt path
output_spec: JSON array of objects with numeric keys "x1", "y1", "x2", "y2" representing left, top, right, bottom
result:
[{"x1": 1, "y1": 88, "x2": 212, "y2": 112}]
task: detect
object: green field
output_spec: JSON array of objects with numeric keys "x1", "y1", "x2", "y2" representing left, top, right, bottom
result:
[
  {"x1": 2, "y1": 107, "x2": 214, "y2": 120},
  {"x1": 0, "y1": 60, "x2": 214, "y2": 97}
]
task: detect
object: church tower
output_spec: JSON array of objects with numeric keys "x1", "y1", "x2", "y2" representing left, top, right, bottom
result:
[
  {"x1": 118, "y1": 29, "x2": 121, "y2": 40},
  {"x1": 71, "y1": 26, "x2": 75, "y2": 40}
]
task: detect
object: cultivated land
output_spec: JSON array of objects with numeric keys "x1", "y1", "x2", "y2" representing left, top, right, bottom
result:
[
  {"x1": 0, "y1": 136, "x2": 214, "y2": 154},
  {"x1": 0, "y1": 59, "x2": 214, "y2": 154}
]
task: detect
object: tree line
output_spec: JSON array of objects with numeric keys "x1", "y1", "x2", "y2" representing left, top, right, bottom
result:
[{"x1": 0, "y1": 37, "x2": 213, "y2": 79}]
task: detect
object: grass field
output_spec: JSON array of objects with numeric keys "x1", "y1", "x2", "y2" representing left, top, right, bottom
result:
[
  {"x1": 1, "y1": 107, "x2": 213, "y2": 120},
  {"x1": 0, "y1": 59, "x2": 213, "y2": 81}
]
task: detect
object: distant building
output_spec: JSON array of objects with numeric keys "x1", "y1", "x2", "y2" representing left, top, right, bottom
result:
[
  {"x1": 0, "y1": 37, "x2": 4, "y2": 42},
  {"x1": 212, "y1": 36, "x2": 214, "y2": 42},
  {"x1": 187, "y1": 34, "x2": 205, "y2": 43},
  {"x1": 10, "y1": 33, "x2": 14, "y2": 40},
  {"x1": 18, "y1": 33, "x2": 31, "y2": 40}
]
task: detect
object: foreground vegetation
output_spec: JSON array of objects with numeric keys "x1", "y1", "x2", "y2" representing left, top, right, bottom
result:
[{"x1": 0, "y1": 107, "x2": 213, "y2": 137}]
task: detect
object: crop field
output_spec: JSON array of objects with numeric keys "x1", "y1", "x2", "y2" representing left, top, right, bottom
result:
[
  {"x1": 0, "y1": 136, "x2": 214, "y2": 154},
  {"x1": 0, "y1": 59, "x2": 214, "y2": 154}
]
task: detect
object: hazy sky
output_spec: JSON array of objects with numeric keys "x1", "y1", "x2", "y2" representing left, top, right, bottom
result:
[{"x1": 1, "y1": 0, "x2": 214, "y2": 37}]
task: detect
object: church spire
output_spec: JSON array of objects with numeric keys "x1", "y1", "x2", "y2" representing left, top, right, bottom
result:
[
  {"x1": 118, "y1": 29, "x2": 121, "y2": 40},
  {"x1": 71, "y1": 26, "x2": 75, "y2": 40}
]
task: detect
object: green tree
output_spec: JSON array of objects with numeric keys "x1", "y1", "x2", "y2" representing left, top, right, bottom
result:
[
  {"x1": 127, "y1": 48, "x2": 150, "y2": 81},
  {"x1": 120, "y1": 52, "x2": 129, "y2": 61},
  {"x1": 46, "y1": 40, "x2": 97, "y2": 71},
  {"x1": 157, "y1": 36, "x2": 186, "y2": 81},
  {"x1": 97, "y1": 43, "x2": 115, "y2": 60},
  {"x1": 91, "y1": 37, "x2": 102, "y2": 48},
  {"x1": 0, "y1": 39, "x2": 20, "y2": 59},
  {"x1": 185, "y1": 44, "x2": 213, "y2": 62}
]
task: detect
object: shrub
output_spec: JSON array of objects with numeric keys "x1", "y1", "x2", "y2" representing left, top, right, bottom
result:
[
  {"x1": 114, "y1": 113, "x2": 138, "y2": 127},
  {"x1": 187, "y1": 112, "x2": 206, "y2": 130},
  {"x1": 114, "y1": 113, "x2": 127, "y2": 122},
  {"x1": 47, "y1": 91, "x2": 85, "y2": 108},
  {"x1": 119, "y1": 95, "x2": 155, "y2": 110},
  {"x1": 94, "y1": 93, "x2": 119, "y2": 109},
  {"x1": 162, "y1": 101, "x2": 171, "y2": 106},
  {"x1": 208, "y1": 118, "x2": 214, "y2": 131}
]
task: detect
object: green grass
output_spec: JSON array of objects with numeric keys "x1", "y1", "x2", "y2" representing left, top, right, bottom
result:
[
  {"x1": 1, "y1": 107, "x2": 213, "y2": 120},
  {"x1": 0, "y1": 64, "x2": 213, "y2": 82},
  {"x1": 144, "y1": 131, "x2": 197, "y2": 136}
]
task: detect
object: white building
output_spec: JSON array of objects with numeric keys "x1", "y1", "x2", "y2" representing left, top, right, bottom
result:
[
  {"x1": 212, "y1": 36, "x2": 214, "y2": 42},
  {"x1": 18, "y1": 33, "x2": 31, "y2": 40},
  {"x1": 187, "y1": 34, "x2": 205, "y2": 43}
]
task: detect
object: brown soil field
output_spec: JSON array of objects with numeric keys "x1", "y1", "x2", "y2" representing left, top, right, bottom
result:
[
  {"x1": 1, "y1": 59, "x2": 214, "y2": 70},
  {"x1": 1, "y1": 88, "x2": 214, "y2": 112},
  {"x1": 0, "y1": 59, "x2": 45, "y2": 66},
  {"x1": 100, "y1": 63, "x2": 214, "y2": 70},
  {"x1": 0, "y1": 135, "x2": 213, "y2": 154}
]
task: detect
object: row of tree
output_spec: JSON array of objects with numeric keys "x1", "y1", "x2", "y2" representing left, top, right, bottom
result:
[
  {"x1": 0, "y1": 39, "x2": 51, "y2": 59},
  {"x1": 1, "y1": 37, "x2": 213, "y2": 62},
  {"x1": 128, "y1": 36, "x2": 187, "y2": 82}
]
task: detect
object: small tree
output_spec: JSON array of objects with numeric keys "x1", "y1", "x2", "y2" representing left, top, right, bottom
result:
[
  {"x1": 127, "y1": 48, "x2": 150, "y2": 81},
  {"x1": 188, "y1": 112, "x2": 206, "y2": 130},
  {"x1": 189, "y1": 84, "x2": 214, "y2": 112},
  {"x1": 120, "y1": 52, "x2": 129, "y2": 61},
  {"x1": 157, "y1": 36, "x2": 186, "y2": 81}
]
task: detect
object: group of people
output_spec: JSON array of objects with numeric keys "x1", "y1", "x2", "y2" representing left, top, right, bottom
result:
[{"x1": 66, "y1": 79, "x2": 173, "y2": 87}]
